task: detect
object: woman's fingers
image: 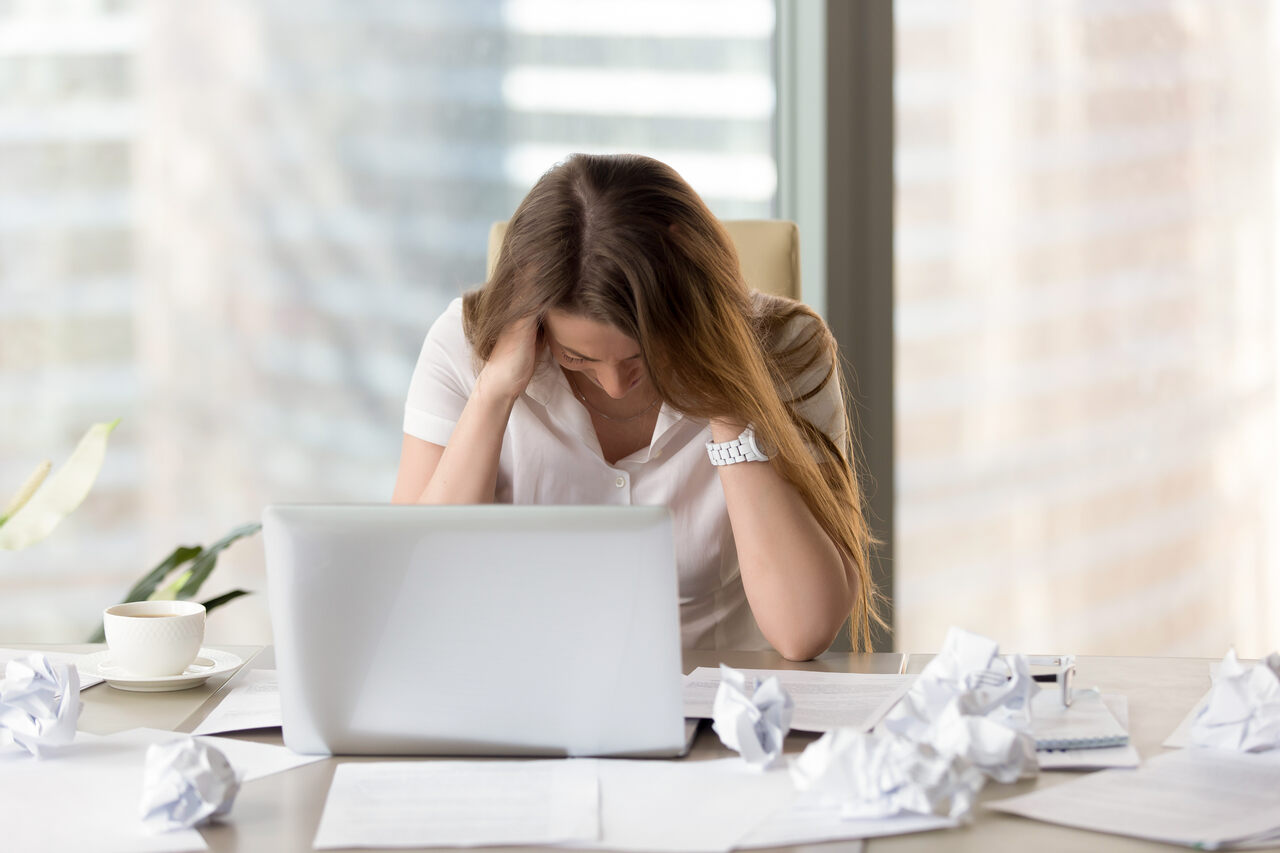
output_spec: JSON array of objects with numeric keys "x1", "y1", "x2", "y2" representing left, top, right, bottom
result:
[{"x1": 481, "y1": 315, "x2": 542, "y2": 400}]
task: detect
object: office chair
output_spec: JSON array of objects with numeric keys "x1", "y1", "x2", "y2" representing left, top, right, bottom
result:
[{"x1": 486, "y1": 219, "x2": 802, "y2": 301}]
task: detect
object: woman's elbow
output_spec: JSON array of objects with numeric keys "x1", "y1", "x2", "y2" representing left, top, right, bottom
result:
[
  {"x1": 769, "y1": 622, "x2": 840, "y2": 661},
  {"x1": 776, "y1": 644, "x2": 822, "y2": 662},
  {"x1": 765, "y1": 591, "x2": 854, "y2": 661}
]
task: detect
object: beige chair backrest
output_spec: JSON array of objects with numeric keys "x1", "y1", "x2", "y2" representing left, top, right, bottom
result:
[{"x1": 485, "y1": 219, "x2": 801, "y2": 301}]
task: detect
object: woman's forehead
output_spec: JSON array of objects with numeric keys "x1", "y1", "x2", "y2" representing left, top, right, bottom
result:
[{"x1": 544, "y1": 310, "x2": 640, "y2": 360}]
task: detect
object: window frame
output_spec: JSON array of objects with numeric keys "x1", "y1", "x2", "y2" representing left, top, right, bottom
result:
[{"x1": 777, "y1": 0, "x2": 896, "y2": 651}]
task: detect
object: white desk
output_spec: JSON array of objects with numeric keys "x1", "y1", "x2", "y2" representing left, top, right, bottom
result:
[{"x1": 6, "y1": 645, "x2": 1263, "y2": 852}]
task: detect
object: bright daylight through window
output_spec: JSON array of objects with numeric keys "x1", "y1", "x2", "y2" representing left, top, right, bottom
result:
[{"x1": 0, "y1": 0, "x2": 778, "y2": 643}]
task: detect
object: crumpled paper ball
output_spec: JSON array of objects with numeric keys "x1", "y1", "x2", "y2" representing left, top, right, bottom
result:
[
  {"x1": 1190, "y1": 648, "x2": 1280, "y2": 752},
  {"x1": 924, "y1": 703, "x2": 1036, "y2": 784},
  {"x1": 139, "y1": 738, "x2": 241, "y2": 833},
  {"x1": 880, "y1": 627, "x2": 1038, "y2": 783},
  {"x1": 792, "y1": 728, "x2": 986, "y2": 820},
  {"x1": 711, "y1": 665, "x2": 794, "y2": 769},
  {"x1": 0, "y1": 653, "x2": 81, "y2": 757}
]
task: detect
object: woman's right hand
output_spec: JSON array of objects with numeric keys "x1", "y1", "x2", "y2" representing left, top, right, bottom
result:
[{"x1": 477, "y1": 315, "x2": 542, "y2": 402}]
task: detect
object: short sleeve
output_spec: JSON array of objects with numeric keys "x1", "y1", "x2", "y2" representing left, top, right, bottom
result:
[
  {"x1": 776, "y1": 313, "x2": 848, "y2": 450},
  {"x1": 403, "y1": 297, "x2": 476, "y2": 446}
]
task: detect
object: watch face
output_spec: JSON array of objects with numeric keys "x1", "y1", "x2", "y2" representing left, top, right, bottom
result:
[{"x1": 745, "y1": 428, "x2": 775, "y2": 459}]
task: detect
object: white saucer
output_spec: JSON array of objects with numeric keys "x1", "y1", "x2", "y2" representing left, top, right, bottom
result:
[{"x1": 83, "y1": 648, "x2": 244, "y2": 692}]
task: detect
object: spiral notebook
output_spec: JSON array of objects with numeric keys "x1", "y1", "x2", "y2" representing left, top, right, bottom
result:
[{"x1": 1030, "y1": 689, "x2": 1129, "y2": 750}]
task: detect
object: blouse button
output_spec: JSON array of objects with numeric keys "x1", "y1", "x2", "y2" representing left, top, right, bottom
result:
[{"x1": 615, "y1": 476, "x2": 626, "y2": 488}]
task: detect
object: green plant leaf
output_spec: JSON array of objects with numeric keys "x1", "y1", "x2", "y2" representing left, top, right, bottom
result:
[
  {"x1": 200, "y1": 589, "x2": 251, "y2": 612},
  {"x1": 0, "y1": 420, "x2": 119, "y2": 550},
  {"x1": 121, "y1": 545, "x2": 204, "y2": 604},
  {"x1": 88, "y1": 522, "x2": 259, "y2": 643},
  {"x1": 176, "y1": 522, "x2": 262, "y2": 600},
  {"x1": 148, "y1": 569, "x2": 193, "y2": 601}
]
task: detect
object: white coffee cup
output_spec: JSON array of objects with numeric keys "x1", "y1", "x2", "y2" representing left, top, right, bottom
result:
[{"x1": 103, "y1": 601, "x2": 206, "y2": 677}]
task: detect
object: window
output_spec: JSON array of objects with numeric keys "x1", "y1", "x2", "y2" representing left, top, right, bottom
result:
[
  {"x1": 1, "y1": 0, "x2": 777, "y2": 642},
  {"x1": 894, "y1": 0, "x2": 1280, "y2": 655}
]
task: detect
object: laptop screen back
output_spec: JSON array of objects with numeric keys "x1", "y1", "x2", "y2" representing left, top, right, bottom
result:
[{"x1": 263, "y1": 504, "x2": 685, "y2": 757}]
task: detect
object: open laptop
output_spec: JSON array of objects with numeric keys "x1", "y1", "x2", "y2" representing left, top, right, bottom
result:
[{"x1": 262, "y1": 504, "x2": 687, "y2": 757}]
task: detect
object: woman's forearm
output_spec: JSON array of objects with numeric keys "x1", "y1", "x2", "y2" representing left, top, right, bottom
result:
[
  {"x1": 417, "y1": 376, "x2": 516, "y2": 504},
  {"x1": 711, "y1": 420, "x2": 854, "y2": 660}
]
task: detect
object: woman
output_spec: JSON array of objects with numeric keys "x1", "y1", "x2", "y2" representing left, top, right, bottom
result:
[{"x1": 393, "y1": 153, "x2": 880, "y2": 660}]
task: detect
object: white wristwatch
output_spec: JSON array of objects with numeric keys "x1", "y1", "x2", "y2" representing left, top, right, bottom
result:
[{"x1": 706, "y1": 426, "x2": 771, "y2": 466}]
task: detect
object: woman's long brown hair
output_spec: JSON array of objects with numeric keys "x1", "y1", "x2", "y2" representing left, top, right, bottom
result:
[{"x1": 463, "y1": 153, "x2": 883, "y2": 651}]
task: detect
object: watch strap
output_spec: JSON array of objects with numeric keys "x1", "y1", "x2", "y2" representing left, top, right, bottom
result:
[{"x1": 706, "y1": 427, "x2": 770, "y2": 466}]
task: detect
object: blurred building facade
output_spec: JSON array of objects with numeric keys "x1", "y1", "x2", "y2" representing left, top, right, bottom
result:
[
  {"x1": 1, "y1": 0, "x2": 777, "y2": 642},
  {"x1": 894, "y1": 0, "x2": 1280, "y2": 656}
]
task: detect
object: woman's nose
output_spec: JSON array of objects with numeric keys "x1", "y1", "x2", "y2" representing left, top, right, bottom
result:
[{"x1": 598, "y1": 365, "x2": 633, "y2": 398}]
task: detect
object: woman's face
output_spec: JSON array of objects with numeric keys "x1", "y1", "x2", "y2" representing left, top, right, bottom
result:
[{"x1": 543, "y1": 310, "x2": 650, "y2": 400}]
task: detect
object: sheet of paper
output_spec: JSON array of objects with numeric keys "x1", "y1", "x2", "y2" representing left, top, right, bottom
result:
[
  {"x1": 1038, "y1": 695, "x2": 1139, "y2": 770},
  {"x1": 79, "y1": 728, "x2": 325, "y2": 782},
  {"x1": 987, "y1": 748, "x2": 1280, "y2": 848},
  {"x1": 736, "y1": 789, "x2": 956, "y2": 849},
  {"x1": 0, "y1": 730, "x2": 206, "y2": 852},
  {"x1": 1163, "y1": 692, "x2": 1208, "y2": 748},
  {"x1": 683, "y1": 668, "x2": 915, "y2": 733},
  {"x1": 1163, "y1": 660, "x2": 1220, "y2": 748},
  {"x1": 0, "y1": 646, "x2": 103, "y2": 689},
  {"x1": 573, "y1": 757, "x2": 796, "y2": 853},
  {"x1": 191, "y1": 670, "x2": 281, "y2": 735},
  {"x1": 313, "y1": 760, "x2": 599, "y2": 849}
]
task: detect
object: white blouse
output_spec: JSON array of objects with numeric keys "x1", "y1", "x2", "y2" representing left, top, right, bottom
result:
[{"x1": 403, "y1": 297, "x2": 847, "y2": 651}]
